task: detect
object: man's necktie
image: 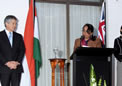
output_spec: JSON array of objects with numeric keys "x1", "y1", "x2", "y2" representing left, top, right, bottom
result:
[{"x1": 8, "y1": 32, "x2": 12, "y2": 47}]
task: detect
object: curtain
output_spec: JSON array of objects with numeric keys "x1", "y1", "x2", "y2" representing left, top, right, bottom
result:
[
  {"x1": 36, "y1": 2, "x2": 101, "y2": 86},
  {"x1": 36, "y1": 2, "x2": 67, "y2": 86}
]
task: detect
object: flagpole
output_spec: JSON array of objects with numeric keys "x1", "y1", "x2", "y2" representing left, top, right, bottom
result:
[
  {"x1": 32, "y1": 1, "x2": 36, "y2": 85},
  {"x1": 33, "y1": 0, "x2": 37, "y2": 85},
  {"x1": 33, "y1": 0, "x2": 35, "y2": 25},
  {"x1": 104, "y1": 1, "x2": 107, "y2": 48}
]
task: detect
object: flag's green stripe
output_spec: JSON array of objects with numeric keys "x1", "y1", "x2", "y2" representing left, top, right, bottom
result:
[{"x1": 33, "y1": 37, "x2": 42, "y2": 78}]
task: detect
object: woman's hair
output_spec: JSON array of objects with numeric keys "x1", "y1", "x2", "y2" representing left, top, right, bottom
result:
[
  {"x1": 81, "y1": 23, "x2": 96, "y2": 41},
  {"x1": 82, "y1": 23, "x2": 94, "y2": 34},
  {"x1": 121, "y1": 26, "x2": 122, "y2": 29}
]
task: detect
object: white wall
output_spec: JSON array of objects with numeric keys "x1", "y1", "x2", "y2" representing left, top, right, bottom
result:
[
  {"x1": 0, "y1": 0, "x2": 29, "y2": 36},
  {"x1": 106, "y1": 0, "x2": 122, "y2": 86},
  {"x1": 106, "y1": 0, "x2": 122, "y2": 48}
]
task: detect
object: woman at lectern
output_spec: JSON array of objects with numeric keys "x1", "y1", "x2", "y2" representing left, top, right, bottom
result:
[{"x1": 74, "y1": 23, "x2": 102, "y2": 51}]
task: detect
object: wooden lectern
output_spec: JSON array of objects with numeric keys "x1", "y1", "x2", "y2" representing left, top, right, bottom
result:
[
  {"x1": 49, "y1": 58, "x2": 66, "y2": 86},
  {"x1": 70, "y1": 47, "x2": 114, "y2": 86}
]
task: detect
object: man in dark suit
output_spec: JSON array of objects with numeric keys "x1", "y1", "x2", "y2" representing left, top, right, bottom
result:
[
  {"x1": 114, "y1": 26, "x2": 122, "y2": 62},
  {"x1": 0, "y1": 15, "x2": 25, "y2": 86}
]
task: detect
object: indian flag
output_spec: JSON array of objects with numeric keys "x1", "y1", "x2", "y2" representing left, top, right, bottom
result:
[
  {"x1": 21, "y1": 0, "x2": 41, "y2": 86},
  {"x1": 34, "y1": 7, "x2": 42, "y2": 78}
]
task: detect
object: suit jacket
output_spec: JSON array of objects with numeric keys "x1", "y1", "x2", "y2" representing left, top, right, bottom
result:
[
  {"x1": 74, "y1": 37, "x2": 102, "y2": 51},
  {"x1": 114, "y1": 36, "x2": 122, "y2": 62},
  {"x1": 0, "y1": 30, "x2": 25, "y2": 73}
]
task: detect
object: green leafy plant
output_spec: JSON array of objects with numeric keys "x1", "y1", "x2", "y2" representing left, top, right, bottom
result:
[
  {"x1": 90, "y1": 64, "x2": 97, "y2": 86},
  {"x1": 104, "y1": 80, "x2": 107, "y2": 86},
  {"x1": 90, "y1": 64, "x2": 107, "y2": 86},
  {"x1": 98, "y1": 77, "x2": 102, "y2": 86}
]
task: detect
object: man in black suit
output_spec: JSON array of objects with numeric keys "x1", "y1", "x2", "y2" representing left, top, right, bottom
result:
[
  {"x1": 114, "y1": 26, "x2": 122, "y2": 62},
  {"x1": 0, "y1": 15, "x2": 25, "y2": 86}
]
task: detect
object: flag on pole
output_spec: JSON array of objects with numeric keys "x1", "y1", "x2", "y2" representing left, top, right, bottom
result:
[
  {"x1": 34, "y1": 7, "x2": 42, "y2": 78},
  {"x1": 24, "y1": 0, "x2": 35, "y2": 86},
  {"x1": 98, "y1": 2, "x2": 105, "y2": 45}
]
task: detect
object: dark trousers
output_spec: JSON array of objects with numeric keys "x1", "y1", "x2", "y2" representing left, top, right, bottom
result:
[{"x1": 0, "y1": 72, "x2": 21, "y2": 86}]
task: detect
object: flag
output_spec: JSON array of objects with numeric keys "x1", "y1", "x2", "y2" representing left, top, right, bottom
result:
[
  {"x1": 24, "y1": 0, "x2": 35, "y2": 86},
  {"x1": 98, "y1": 2, "x2": 105, "y2": 45},
  {"x1": 34, "y1": 7, "x2": 42, "y2": 78}
]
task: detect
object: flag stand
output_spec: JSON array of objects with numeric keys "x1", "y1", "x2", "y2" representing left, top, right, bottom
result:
[{"x1": 49, "y1": 58, "x2": 66, "y2": 86}]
